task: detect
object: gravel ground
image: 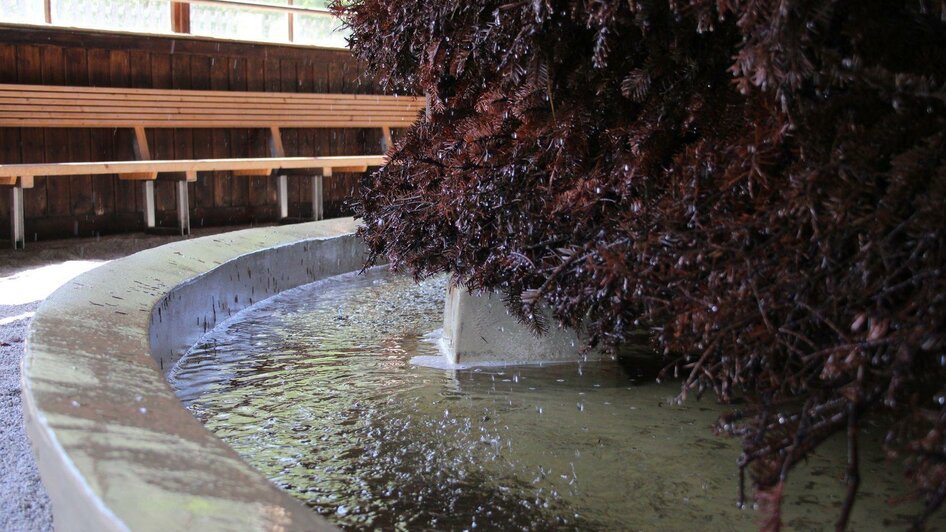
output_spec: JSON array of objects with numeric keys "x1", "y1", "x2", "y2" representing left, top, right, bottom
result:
[
  {"x1": 0, "y1": 225, "x2": 263, "y2": 531},
  {"x1": 0, "y1": 300, "x2": 52, "y2": 532}
]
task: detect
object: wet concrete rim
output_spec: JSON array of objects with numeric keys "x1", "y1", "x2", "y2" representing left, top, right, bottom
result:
[{"x1": 22, "y1": 219, "x2": 366, "y2": 531}]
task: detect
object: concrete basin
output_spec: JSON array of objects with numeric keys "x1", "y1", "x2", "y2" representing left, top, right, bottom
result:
[{"x1": 22, "y1": 219, "x2": 366, "y2": 531}]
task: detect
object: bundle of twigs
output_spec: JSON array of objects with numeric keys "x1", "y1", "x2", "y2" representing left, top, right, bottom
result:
[{"x1": 334, "y1": 1, "x2": 946, "y2": 528}]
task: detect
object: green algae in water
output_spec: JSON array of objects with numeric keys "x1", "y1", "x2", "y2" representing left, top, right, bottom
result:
[{"x1": 170, "y1": 269, "x2": 940, "y2": 530}]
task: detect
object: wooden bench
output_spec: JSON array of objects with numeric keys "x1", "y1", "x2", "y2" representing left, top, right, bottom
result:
[{"x1": 0, "y1": 83, "x2": 424, "y2": 248}]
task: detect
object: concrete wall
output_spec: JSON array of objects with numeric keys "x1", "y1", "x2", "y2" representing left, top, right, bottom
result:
[
  {"x1": 22, "y1": 219, "x2": 366, "y2": 531},
  {"x1": 441, "y1": 285, "x2": 600, "y2": 365}
]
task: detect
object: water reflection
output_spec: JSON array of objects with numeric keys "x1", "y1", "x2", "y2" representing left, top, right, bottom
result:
[{"x1": 171, "y1": 269, "x2": 933, "y2": 530}]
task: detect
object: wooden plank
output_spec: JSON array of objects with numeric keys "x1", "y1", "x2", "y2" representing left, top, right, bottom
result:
[
  {"x1": 0, "y1": 84, "x2": 425, "y2": 105},
  {"x1": 269, "y1": 127, "x2": 286, "y2": 157},
  {"x1": 231, "y1": 169, "x2": 272, "y2": 177},
  {"x1": 246, "y1": 57, "x2": 268, "y2": 208},
  {"x1": 129, "y1": 50, "x2": 151, "y2": 88},
  {"x1": 119, "y1": 172, "x2": 158, "y2": 181},
  {"x1": 0, "y1": 155, "x2": 386, "y2": 177},
  {"x1": 0, "y1": 104, "x2": 425, "y2": 118},
  {"x1": 18, "y1": 45, "x2": 45, "y2": 220},
  {"x1": 0, "y1": 117, "x2": 420, "y2": 129},
  {"x1": 210, "y1": 55, "x2": 231, "y2": 209},
  {"x1": 0, "y1": 23, "x2": 355, "y2": 64},
  {"x1": 87, "y1": 48, "x2": 114, "y2": 217},
  {"x1": 297, "y1": 58, "x2": 314, "y2": 93},
  {"x1": 228, "y1": 56, "x2": 249, "y2": 208},
  {"x1": 133, "y1": 127, "x2": 152, "y2": 160},
  {"x1": 0, "y1": 176, "x2": 31, "y2": 188},
  {"x1": 109, "y1": 50, "x2": 131, "y2": 88},
  {"x1": 110, "y1": 49, "x2": 137, "y2": 215},
  {"x1": 329, "y1": 56, "x2": 360, "y2": 162},
  {"x1": 64, "y1": 47, "x2": 93, "y2": 216},
  {"x1": 0, "y1": 45, "x2": 16, "y2": 84},
  {"x1": 41, "y1": 46, "x2": 70, "y2": 217},
  {"x1": 190, "y1": 55, "x2": 214, "y2": 211},
  {"x1": 280, "y1": 60, "x2": 301, "y2": 215},
  {"x1": 382, "y1": 125, "x2": 393, "y2": 152},
  {"x1": 20, "y1": 127, "x2": 45, "y2": 219},
  {"x1": 171, "y1": 53, "x2": 194, "y2": 218},
  {"x1": 0, "y1": 45, "x2": 18, "y2": 228},
  {"x1": 262, "y1": 58, "x2": 282, "y2": 206},
  {"x1": 150, "y1": 53, "x2": 177, "y2": 217},
  {"x1": 171, "y1": 1, "x2": 191, "y2": 33}
]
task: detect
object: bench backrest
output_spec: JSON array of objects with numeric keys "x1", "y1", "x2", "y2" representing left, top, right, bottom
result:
[{"x1": 0, "y1": 84, "x2": 425, "y2": 129}]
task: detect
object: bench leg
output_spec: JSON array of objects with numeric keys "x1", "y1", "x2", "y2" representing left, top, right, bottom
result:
[
  {"x1": 142, "y1": 181, "x2": 156, "y2": 229},
  {"x1": 176, "y1": 181, "x2": 190, "y2": 236},
  {"x1": 277, "y1": 174, "x2": 289, "y2": 220},
  {"x1": 10, "y1": 185, "x2": 25, "y2": 249},
  {"x1": 312, "y1": 170, "x2": 327, "y2": 221}
]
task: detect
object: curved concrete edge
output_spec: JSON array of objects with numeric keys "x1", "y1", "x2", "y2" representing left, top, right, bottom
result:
[{"x1": 22, "y1": 218, "x2": 366, "y2": 531}]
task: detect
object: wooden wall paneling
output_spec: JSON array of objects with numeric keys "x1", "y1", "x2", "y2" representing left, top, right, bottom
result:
[
  {"x1": 189, "y1": 55, "x2": 214, "y2": 214},
  {"x1": 0, "y1": 44, "x2": 18, "y2": 233},
  {"x1": 209, "y1": 56, "x2": 231, "y2": 210},
  {"x1": 261, "y1": 58, "x2": 281, "y2": 207},
  {"x1": 171, "y1": 54, "x2": 196, "y2": 218},
  {"x1": 327, "y1": 58, "x2": 352, "y2": 212},
  {"x1": 87, "y1": 49, "x2": 114, "y2": 217},
  {"x1": 0, "y1": 25, "x2": 372, "y2": 239},
  {"x1": 312, "y1": 57, "x2": 332, "y2": 208},
  {"x1": 41, "y1": 46, "x2": 71, "y2": 217},
  {"x1": 150, "y1": 53, "x2": 177, "y2": 220},
  {"x1": 296, "y1": 58, "x2": 316, "y2": 212},
  {"x1": 64, "y1": 47, "x2": 93, "y2": 218},
  {"x1": 0, "y1": 24, "x2": 357, "y2": 67},
  {"x1": 0, "y1": 127, "x2": 19, "y2": 233},
  {"x1": 280, "y1": 59, "x2": 302, "y2": 215},
  {"x1": 17, "y1": 45, "x2": 47, "y2": 221},
  {"x1": 109, "y1": 49, "x2": 138, "y2": 216},
  {"x1": 246, "y1": 57, "x2": 268, "y2": 212},
  {"x1": 0, "y1": 44, "x2": 16, "y2": 83},
  {"x1": 227, "y1": 56, "x2": 249, "y2": 209},
  {"x1": 129, "y1": 49, "x2": 155, "y2": 226}
]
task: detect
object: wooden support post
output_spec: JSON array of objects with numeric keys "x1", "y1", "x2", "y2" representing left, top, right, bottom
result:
[
  {"x1": 131, "y1": 126, "x2": 158, "y2": 229},
  {"x1": 381, "y1": 126, "x2": 393, "y2": 153},
  {"x1": 171, "y1": 1, "x2": 191, "y2": 33},
  {"x1": 268, "y1": 127, "x2": 286, "y2": 158},
  {"x1": 133, "y1": 127, "x2": 152, "y2": 160},
  {"x1": 287, "y1": 0, "x2": 294, "y2": 42},
  {"x1": 313, "y1": 167, "x2": 328, "y2": 221},
  {"x1": 43, "y1": 0, "x2": 52, "y2": 23},
  {"x1": 10, "y1": 183, "x2": 25, "y2": 249},
  {"x1": 231, "y1": 169, "x2": 273, "y2": 177},
  {"x1": 176, "y1": 181, "x2": 191, "y2": 235}
]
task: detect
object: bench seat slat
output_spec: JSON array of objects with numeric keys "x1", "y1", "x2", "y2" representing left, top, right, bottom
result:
[
  {"x1": 0, "y1": 156, "x2": 387, "y2": 178},
  {"x1": 0, "y1": 106, "x2": 421, "y2": 118},
  {"x1": 0, "y1": 119, "x2": 414, "y2": 128},
  {"x1": 0, "y1": 84, "x2": 423, "y2": 104},
  {"x1": 0, "y1": 100, "x2": 424, "y2": 114}
]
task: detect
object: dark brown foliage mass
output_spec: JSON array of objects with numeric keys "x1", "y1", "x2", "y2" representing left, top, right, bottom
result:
[{"x1": 334, "y1": 0, "x2": 946, "y2": 528}]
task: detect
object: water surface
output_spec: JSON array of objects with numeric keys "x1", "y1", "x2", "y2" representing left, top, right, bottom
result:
[{"x1": 171, "y1": 268, "x2": 934, "y2": 530}]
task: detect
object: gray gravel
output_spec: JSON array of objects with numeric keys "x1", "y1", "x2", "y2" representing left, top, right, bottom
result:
[
  {"x1": 0, "y1": 225, "x2": 263, "y2": 532},
  {"x1": 1, "y1": 300, "x2": 53, "y2": 532}
]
